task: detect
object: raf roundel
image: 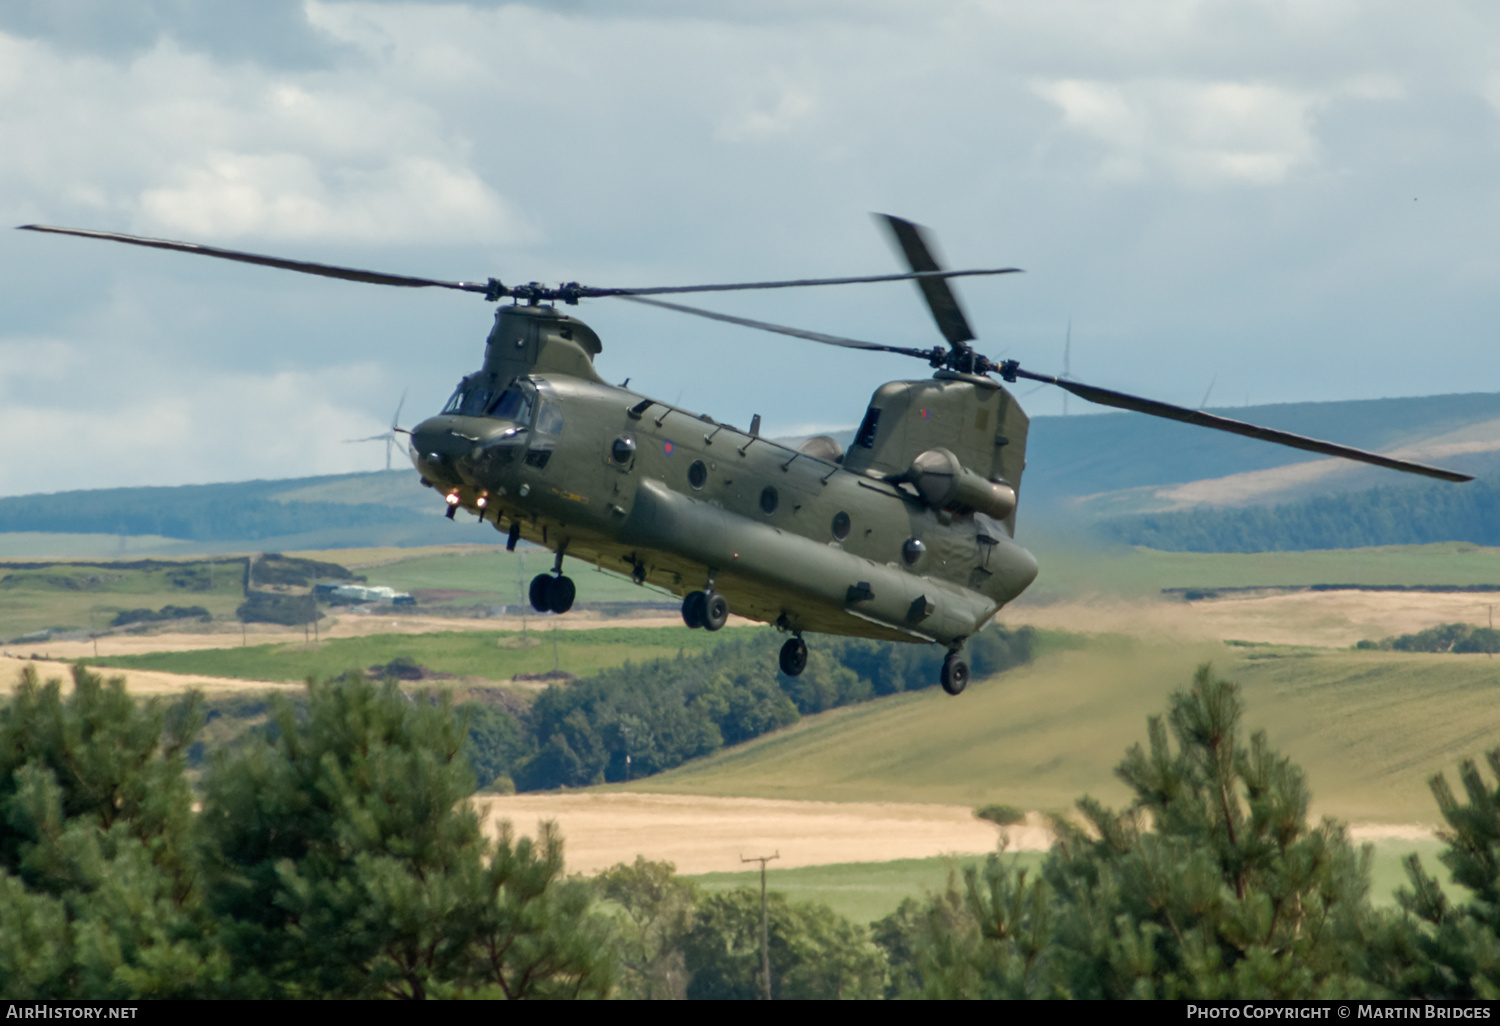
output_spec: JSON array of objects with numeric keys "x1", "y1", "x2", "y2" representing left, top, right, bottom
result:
[{"x1": 663, "y1": 440, "x2": 675, "y2": 456}]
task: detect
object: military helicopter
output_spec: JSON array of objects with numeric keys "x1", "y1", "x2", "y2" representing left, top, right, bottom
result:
[{"x1": 18, "y1": 218, "x2": 1472, "y2": 696}]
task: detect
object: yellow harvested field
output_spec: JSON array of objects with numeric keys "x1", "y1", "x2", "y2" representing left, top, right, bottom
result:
[
  {"x1": 1008, "y1": 588, "x2": 1500, "y2": 648},
  {"x1": 1, "y1": 656, "x2": 299, "y2": 696},
  {"x1": 474, "y1": 792, "x2": 1035, "y2": 875},
  {"x1": 473, "y1": 792, "x2": 1432, "y2": 875}
]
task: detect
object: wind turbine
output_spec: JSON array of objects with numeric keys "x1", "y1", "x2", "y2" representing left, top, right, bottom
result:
[{"x1": 344, "y1": 391, "x2": 408, "y2": 471}]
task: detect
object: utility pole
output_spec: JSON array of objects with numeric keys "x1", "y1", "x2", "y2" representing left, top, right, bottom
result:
[{"x1": 741, "y1": 851, "x2": 780, "y2": 1000}]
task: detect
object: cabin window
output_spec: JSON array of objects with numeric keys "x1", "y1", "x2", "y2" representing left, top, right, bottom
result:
[
  {"x1": 854, "y1": 407, "x2": 881, "y2": 448},
  {"x1": 759, "y1": 486, "x2": 779, "y2": 516},
  {"x1": 902, "y1": 537, "x2": 925, "y2": 566},
  {"x1": 831, "y1": 511, "x2": 851, "y2": 541},
  {"x1": 688, "y1": 460, "x2": 708, "y2": 489}
]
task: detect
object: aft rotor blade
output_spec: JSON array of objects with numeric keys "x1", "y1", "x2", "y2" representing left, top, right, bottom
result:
[
  {"x1": 1006, "y1": 365, "x2": 1474, "y2": 483},
  {"x1": 17, "y1": 225, "x2": 494, "y2": 294},
  {"x1": 877, "y1": 214, "x2": 977, "y2": 346},
  {"x1": 617, "y1": 295, "x2": 942, "y2": 360},
  {"x1": 582, "y1": 266, "x2": 1019, "y2": 299}
]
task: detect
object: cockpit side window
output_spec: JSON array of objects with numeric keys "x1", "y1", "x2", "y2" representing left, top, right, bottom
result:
[{"x1": 536, "y1": 400, "x2": 564, "y2": 435}]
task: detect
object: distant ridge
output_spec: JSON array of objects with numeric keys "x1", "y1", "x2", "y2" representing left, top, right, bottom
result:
[
  {"x1": 3, "y1": 391, "x2": 1498, "y2": 556},
  {"x1": 0, "y1": 471, "x2": 497, "y2": 555}
]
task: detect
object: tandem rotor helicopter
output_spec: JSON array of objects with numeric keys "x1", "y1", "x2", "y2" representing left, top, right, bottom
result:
[{"x1": 19, "y1": 217, "x2": 1473, "y2": 695}]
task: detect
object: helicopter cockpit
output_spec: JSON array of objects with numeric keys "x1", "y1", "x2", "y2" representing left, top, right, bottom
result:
[{"x1": 443, "y1": 379, "x2": 534, "y2": 422}]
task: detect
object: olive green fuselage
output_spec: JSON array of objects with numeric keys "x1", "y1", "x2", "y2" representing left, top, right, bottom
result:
[{"x1": 409, "y1": 305, "x2": 1038, "y2": 649}]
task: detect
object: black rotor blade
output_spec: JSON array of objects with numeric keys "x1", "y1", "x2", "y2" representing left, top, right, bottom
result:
[
  {"x1": 18, "y1": 225, "x2": 494, "y2": 294},
  {"x1": 1005, "y1": 364, "x2": 1473, "y2": 483},
  {"x1": 617, "y1": 295, "x2": 942, "y2": 360},
  {"x1": 877, "y1": 213, "x2": 977, "y2": 346},
  {"x1": 580, "y1": 266, "x2": 1019, "y2": 299}
]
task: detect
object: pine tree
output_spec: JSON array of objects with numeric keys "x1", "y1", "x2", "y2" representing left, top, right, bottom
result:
[
  {"x1": 199, "y1": 671, "x2": 613, "y2": 998},
  {"x1": 0, "y1": 664, "x2": 225, "y2": 998},
  {"x1": 1389, "y1": 748, "x2": 1500, "y2": 998},
  {"x1": 887, "y1": 664, "x2": 1378, "y2": 999}
]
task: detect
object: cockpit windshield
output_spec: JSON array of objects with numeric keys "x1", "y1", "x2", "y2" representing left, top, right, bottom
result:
[{"x1": 442, "y1": 382, "x2": 534, "y2": 424}]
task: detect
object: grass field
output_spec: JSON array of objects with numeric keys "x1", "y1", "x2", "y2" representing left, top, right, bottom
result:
[
  {"x1": 684, "y1": 839, "x2": 1450, "y2": 923},
  {"x1": 88, "y1": 624, "x2": 755, "y2": 684},
  {"x1": 610, "y1": 640, "x2": 1500, "y2": 824},
  {"x1": 0, "y1": 560, "x2": 247, "y2": 639}
]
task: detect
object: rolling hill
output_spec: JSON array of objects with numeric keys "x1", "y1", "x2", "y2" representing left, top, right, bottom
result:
[{"x1": 609, "y1": 640, "x2": 1500, "y2": 824}]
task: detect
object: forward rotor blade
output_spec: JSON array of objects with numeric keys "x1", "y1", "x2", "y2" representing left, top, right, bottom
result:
[
  {"x1": 617, "y1": 295, "x2": 942, "y2": 360},
  {"x1": 18, "y1": 225, "x2": 494, "y2": 294},
  {"x1": 582, "y1": 266, "x2": 1019, "y2": 299},
  {"x1": 877, "y1": 214, "x2": 977, "y2": 346},
  {"x1": 344, "y1": 434, "x2": 392, "y2": 444},
  {"x1": 1005, "y1": 365, "x2": 1473, "y2": 483},
  {"x1": 391, "y1": 388, "x2": 408, "y2": 431}
]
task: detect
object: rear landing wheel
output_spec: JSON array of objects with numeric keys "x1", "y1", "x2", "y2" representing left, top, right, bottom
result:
[
  {"x1": 703, "y1": 592, "x2": 729, "y2": 632},
  {"x1": 779, "y1": 636, "x2": 808, "y2": 677},
  {"x1": 546, "y1": 575, "x2": 576, "y2": 614},
  {"x1": 529, "y1": 573, "x2": 552, "y2": 613},
  {"x1": 941, "y1": 652, "x2": 968, "y2": 696},
  {"x1": 682, "y1": 591, "x2": 707, "y2": 629}
]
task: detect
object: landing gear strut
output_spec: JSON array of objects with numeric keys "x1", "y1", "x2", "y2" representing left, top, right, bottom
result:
[
  {"x1": 941, "y1": 651, "x2": 969, "y2": 697},
  {"x1": 779, "y1": 636, "x2": 808, "y2": 677},
  {"x1": 680, "y1": 589, "x2": 729, "y2": 631}
]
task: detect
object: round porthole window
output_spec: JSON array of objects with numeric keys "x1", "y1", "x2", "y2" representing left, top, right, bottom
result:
[
  {"x1": 831, "y1": 511, "x2": 851, "y2": 540},
  {"x1": 760, "y1": 486, "x2": 779, "y2": 515},
  {"x1": 611, "y1": 436, "x2": 636, "y2": 464},
  {"x1": 902, "y1": 537, "x2": 925, "y2": 566},
  {"x1": 688, "y1": 459, "x2": 708, "y2": 489}
]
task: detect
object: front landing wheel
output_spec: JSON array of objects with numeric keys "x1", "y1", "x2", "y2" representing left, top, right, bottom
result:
[{"x1": 941, "y1": 652, "x2": 969, "y2": 696}]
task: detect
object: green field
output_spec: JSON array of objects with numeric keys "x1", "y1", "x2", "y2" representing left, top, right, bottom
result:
[
  {"x1": 609, "y1": 640, "x2": 1500, "y2": 824},
  {"x1": 687, "y1": 854, "x2": 1046, "y2": 925},
  {"x1": 683, "y1": 839, "x2": 1451, "y2": 924},
  {"x1": 90, "y1": 624, "x2": 757, "y2": 684},
  {"x1": 351, "y1": 546, "x2": 670, "y2": 608},
  {"x1": 1015, "y1": 540, "x2": 1500, "y2": 602},
  {"x1": 0, "y1": 560, "x2": 248, "y2": 640}
]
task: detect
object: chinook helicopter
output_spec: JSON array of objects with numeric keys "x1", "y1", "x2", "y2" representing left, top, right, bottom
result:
[{"x1": 18, "y1": 218, "x2": 1473, "y2": 695}]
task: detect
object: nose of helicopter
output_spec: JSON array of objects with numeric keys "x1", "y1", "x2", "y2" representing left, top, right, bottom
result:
[
  {"x1": 408, "y1": 415, "x2": 475, "y2": 487},
  {"x1": 408, "y1": 414, "x2": 528, "y2": 489}
]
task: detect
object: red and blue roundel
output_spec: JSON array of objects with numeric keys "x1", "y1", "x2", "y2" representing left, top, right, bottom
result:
[{"x1": 663, "y1": 440, "x2": 675, "y2": 456}]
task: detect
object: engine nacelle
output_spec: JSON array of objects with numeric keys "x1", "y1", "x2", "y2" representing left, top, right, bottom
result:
[{"x1": 906, "y1": 447, "x2": 1017, "y2": 520}]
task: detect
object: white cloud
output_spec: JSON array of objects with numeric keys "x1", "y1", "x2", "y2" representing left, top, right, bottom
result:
[
  {"x1": 1030, "y1": 78, "x2": 1322, "y2": 186},
  {"x1": 137, "y1": 152, "x2": 520, "y2": 242},
  {"x1": 0, "y1": 29, "x2": 527, "y2": 243},
  {"x1": 0, "y1": 358, "x2": 399, "y2": 495}
]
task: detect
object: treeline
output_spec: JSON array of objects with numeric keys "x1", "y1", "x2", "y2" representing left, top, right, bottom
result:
[
  {"x1": 8, "y1": 662, "x2": 1500, "y2": 998},
  {"x1": 1357, "y1": 622, "x2": 1500, "y2": 654},
  {"x1": 1102, "y1": 472, "x2": 1500, "y2": 552},
  {"x1": 461, "y1": 628, "x2": 1035, "y2": 792},
  {"x1": 0, "y1": 477, "x2": 428, "y2": 541}
]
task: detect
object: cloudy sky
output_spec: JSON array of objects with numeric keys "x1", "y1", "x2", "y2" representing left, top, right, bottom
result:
[{"x1": 2, "y1": 0, "x2": 1499, "y2": 496}]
